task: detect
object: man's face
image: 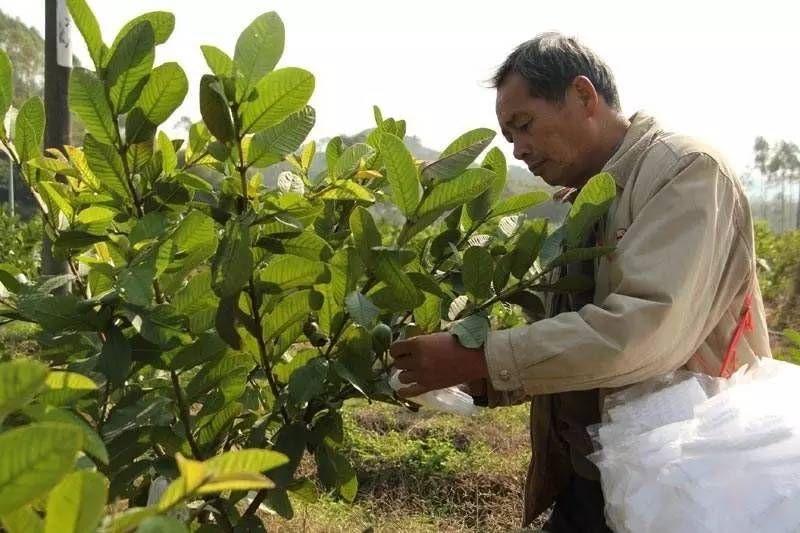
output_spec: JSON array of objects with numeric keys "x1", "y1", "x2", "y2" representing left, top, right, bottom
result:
[{"x1": 496, "y1": 72, "x2": 595, "y2": 188}]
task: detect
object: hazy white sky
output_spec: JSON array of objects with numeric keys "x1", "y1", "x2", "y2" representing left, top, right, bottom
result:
[{"x1": 1, "y1": 0, "x2": 798, "y2": 173}]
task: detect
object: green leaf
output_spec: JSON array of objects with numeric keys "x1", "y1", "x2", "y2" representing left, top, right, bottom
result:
[
  {"x1": 330, "y1": 143, "x2": 375, "y2": 180},
  {"x1": 38, "y1": 371, "x2": 97, "y2": 406},
  {"x1": 157, "y1": 131, "x2": 177, "y2": 175},
  {"x1": 212, "y1": 220, "x2": 253, "y2": 298},
  {"x1": 349, "y1": 206, "x2": 381, "y2": 264},
  {"x1": 17, "y1": 294, "x2": 98, "y2": 332},
  {"x1": 108, "y1": 12, "x2": 174, "y2": 53},
  {"x1": 315, "y1": 444, "x2": 357, "y2": 502},
  {"x1": 105, "y1": 21, "x2": 155, "y2": 114},
  {"x1": 260, "y1": 255, "x2": 330, "y2": 293},
  {"x1": 263, "y1": 289, "x2": 323, "y2": 341},
  {"x1": 463, "y1": 246, "x2": 493, "y2": 300},
  {"x1": 319, "y1": 181, "x2": 375, "y2": 202},
  {"x1": 256, "y1": 231, "x2": 333, "y2": 261},
  {"x1": 105, "y1": 508, "x2": 157, "y2": 533},
  {"x1": 325, "y1": 137, "x2": 343, "y2": 171},
  {"x1": 234, "y1": 12, "x2": 285, "y2": 101},
  {"x1": 416, "y1": 168, "x2": 494, "y2": 220},
  {"x1": 421, "y1": 128, "x2": 495, "y2": 181},
  {"x1": 44, "y1": 471, "x2": 107, "y2": 533},
  {"x1": 240, "y1": 68, "x2": 315, "y2": 134},
  {"x1": 118, "y1": 256, "x2": 155, "y2": 307},
  {"x1": 0, "y1": 359, "x2": 49, "y2": 423},
  {"x1": 371, "y1": 249, "x2": 423, "y2": 309},
  {"x1": 511, "y1": 219, "x2": 549, "y2": 279},
  {"x1": 414, "y1": 293, "x2": 442, "y2": 334},
  {"x1": 483, "y1": 147, "x2": 508, "y2": 205},
  {"x1": 136, "y1": 517, "x2": 188, "y2": 533},
  {"x1": 134, "y1": 62, "x2": 188, "y2": 126},
  {"x1": 137, "y1": 304, "x2": 190, "y2": 349},
  {"x1": 200, "y1": 45, "x2": 234, "y2": 78},
  {"x1": 490, "y1": 191, "x2": 550, "y2": 218},
  {"x1": 199, "y1": 75, "x2": 234, "y2": 142},
  {"x1": 0, "y1": 423, "x2": 83, "y2": 516},
  {"x1": 97, "y1": 327, "x2": 132, "y2": 388},
  {"x1": 22, "y1": 406, "x2": 109, "y2": 465},
  {"x1": 195, "y1": 402, "x2": 242, "y2": 450},
  {"x1": 0, "y1": 47, "x2": 13, "y2": 117},
  {"x1": 14, "y1": 96, "x2": 45, "y2": 163},
  {"x1": 345, "y1": 291, "x2": 380, "y2": 328},
  {"x1": 502, "y1": 290, "x2": 545, "y2": 319},
  {"x1": 379, "y1": 133, "x2": 420, "y2": 217},
  {"x1": 248, "y1": 106, "x2": 315, "y2": 168},
  {"x1": 67, "y1": 0, "x2": 106, "y2": 68},
  {"x1": 1, "y1": 506, "x2": 44, "y2": 533},
  {"x1": 288, "y1": 358, "x2": 327, "y2": 407},
  {"x1": 205, "y1": 449, "x2": 288, "y2": 475},
  {"x1": 83, "y1": 134, "x2": 129, "y2": 201},
  {"x1": 69, "y1": 68, "x2": 116, "y2": 146},
  {"x1": 566, "y1": 172, "x2": 617, "y2": 247},
  {"x1": 450, "y1": 314, "x2": 489, "y2": 349}
]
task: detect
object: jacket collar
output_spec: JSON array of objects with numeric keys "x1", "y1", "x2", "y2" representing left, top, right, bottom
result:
[{"x1": 602, "y1": 111, "x2": 663, "y2": 190}]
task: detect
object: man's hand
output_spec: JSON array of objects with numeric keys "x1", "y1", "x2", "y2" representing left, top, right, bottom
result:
[{"x1": 389, "y1": 332, "x2": 489, "y2": 398}]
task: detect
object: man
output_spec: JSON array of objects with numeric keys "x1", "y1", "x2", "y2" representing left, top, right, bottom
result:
[{"x1": 390, "y1": 33, "x2": 772, "y2": 531}]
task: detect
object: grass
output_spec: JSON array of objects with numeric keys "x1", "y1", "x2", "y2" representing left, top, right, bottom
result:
[{"x1": 264, "y1": 400, "x2": 532, "y2": 532}]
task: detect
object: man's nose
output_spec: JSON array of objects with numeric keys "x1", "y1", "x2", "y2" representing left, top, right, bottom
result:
[{"x1": 513, "y1": 141, "x2": 530, "y2": 161}]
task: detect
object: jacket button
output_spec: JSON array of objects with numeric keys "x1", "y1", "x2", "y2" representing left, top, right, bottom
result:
[{"x1": 499, "y1": 369, "x2": 511, "y2": 381}]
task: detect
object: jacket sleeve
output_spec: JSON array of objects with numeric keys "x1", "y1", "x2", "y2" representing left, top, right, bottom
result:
[{"x1": 484, "y1": 152, "x2": 749, "y2": 394}]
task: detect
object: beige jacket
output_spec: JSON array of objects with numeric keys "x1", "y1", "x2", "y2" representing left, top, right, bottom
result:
[{"x1": 484, "y1": 111, "x2": 773, "y2": 523}]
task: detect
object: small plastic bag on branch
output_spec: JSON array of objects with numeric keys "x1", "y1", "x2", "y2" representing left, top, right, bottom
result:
[
  {"x1": 588, "y1": 357, "x2": 800, "y2": 533},
  {"x1": 388, "y1": 369, "x2": 481, "y2": 416}
]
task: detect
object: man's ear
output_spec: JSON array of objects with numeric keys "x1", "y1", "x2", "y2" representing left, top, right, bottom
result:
[{"x1": 572, "y1": 75, "x2": 599, "y2": 114}]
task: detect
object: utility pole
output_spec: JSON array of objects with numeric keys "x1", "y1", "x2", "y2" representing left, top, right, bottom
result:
[{"x1": 42, "y1": 0, "x2": 71, "y2": 277}]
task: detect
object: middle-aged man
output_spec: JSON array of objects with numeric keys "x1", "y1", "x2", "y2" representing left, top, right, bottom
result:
[{"x1": 390, "y1": 33, "x2": 772, "y2": 531}]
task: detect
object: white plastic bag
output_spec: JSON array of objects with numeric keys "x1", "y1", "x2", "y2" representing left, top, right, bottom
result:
[
  {"x1": 388, "y1": 369, "x2": 481, "y2": 416},
  {"x1": 588, "y1": 358, "x2": 800, "y2": 533}
]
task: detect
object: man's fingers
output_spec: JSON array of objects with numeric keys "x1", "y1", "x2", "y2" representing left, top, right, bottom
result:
[
  {"x1": 391, "y1": 355, "x2": 416, "y2": 370},
  {"x1": 396, "y1": 383, "x2": 428, "y2": 398},
  {"x1": 389, "y1": 337, "x2": 414, "y2": 359}
]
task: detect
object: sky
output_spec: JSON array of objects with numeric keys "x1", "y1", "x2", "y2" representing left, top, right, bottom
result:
[{"x1": 1, "y1": 0, "x2": 798, "y2": 174}]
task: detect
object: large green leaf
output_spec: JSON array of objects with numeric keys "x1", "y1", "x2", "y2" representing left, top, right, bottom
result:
[
  {"x1": 240, "y1": 68, "x2": 315, "y2": 134},
  {"x1": 371, "y1": 249, "x2": 423, "y2": 309},
  {"x1": 211, "y1": 220, "x2": 253, "y2": 298},
  {"x1": 349, "y1": 206, "x2": 381, "y2": 265},
  {"x1": 288, "y1": 358, "x2": 327, "y2": 407},
  {"x1": 462, "y1": 246, "x2": 493, "y2": 301},
  {"x1": 483, "y1": 147, "x2": 508, "y2": 205},
  {"x1": 319, "y1": 181, "x2": 375, "y2": 202},
  {"x1": 97, "y1": 327, "x2": 132, "y2": 388},
  {"x1": 234, "y1": 12, "x2": 285, "y2": 101},
  {"x1": 133, "y1": 62, "x2": 187, "y2": 126},
  {"x1": 200, "y1": 45, "x2": 234, "y2": 78},
  {"x1": 67, "y1": 0, "x2": 106, "y2": 69},
  {"x1": 0, "y1": 49, "x2": 13, "y2": 118},
  {"x1": 566, "y1": 172, "x2": 617, "y2": 246},
  {"x1": 136, "y1": 517, "x2": 188, "y2": 533},
  {"x1": 0, "y1": 360, "x2": 49, "y2": 423},
  {"x1": 262, "y1": 289, "x2": 323, "y2": 341},
  {"x1": 1, "y1": 506, "x2": 44, "y2": 533},
  {"x1": 450, "y1": 314, "x2": 489, "y2": 349},
  {"x1": 379, "y1": 133, "x2": 419, "y2": 217},
  {"x1": 0, "y1": 423, "x2": 83, "y2": 516},
  {"x1": 137, "y1": 304, "x2": 190, "y2": 349},
  {"x1": 195, "y1": 402, "x2": 242, "y2": 450},
  {"x1": 205, "y1": 448, "x2": 288, "y2": 475},
  {"x1": 511, "y1": 219, "x2": 549, "y2": 279},
  {"x1": 421, "y1": 128, "x2": 495, "y2": 181},
  {"x1": 83, "y1": 134, "x2": 129, "y2": 201},
  {"x1": 416, "y1": 167, "x2": 494, "y2": 220},
  {"x1": 315, "y1": 443, "x2": 357, "y2": 502},
  {"x1": 256, "y1": 230, "x2": 333, "y2": 261},
  {"x1": 38, "y1": 371, "x2": 97, "y2": 406},
  {"x1": 330, "y1": 143, "x2": 375, "y2": 180},
  {"x1": 490, "y1": 191, "x2": 550, "y2": 218},
  {"x1": 248, "y1": 106, "x2": 315, "y2": 168},
  {"x1": 199, "y1": 75, "x2": 234, "y2": 143},
  {"x1": 17, "y1": 294, "x2": 98, "y2": 332},
  {"x1": 44, "y1": 471, "x2": 107, "y2": 533},
  {"x1": 105, "y1": 21, "x2": 155, "y2": 114},
  {"x1": 22, "y1": 405, "x2": 109, "y2": 465},
  {"x1": 14, "y1": 96, "x2": 45, "y2": 163},
  {"x1": 259, "y1": 256, "x2": 329, "y2": 293},
  {"x1": 108, "y1": 11, "x2": 174, "y2": 55},
  {"x1": 345, "y1": 291, "x2": 380, "y2": 328}
]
